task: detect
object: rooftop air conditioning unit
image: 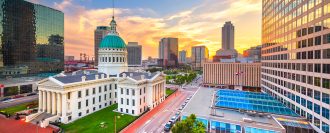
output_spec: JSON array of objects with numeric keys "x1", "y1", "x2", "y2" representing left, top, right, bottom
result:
[{"x1": 243, "y1": 118, "x2": 254, "y2": 123}]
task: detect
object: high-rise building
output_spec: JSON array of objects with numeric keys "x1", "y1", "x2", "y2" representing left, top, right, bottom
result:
[
  {"x1": 243, "y1": 45, "x2": 262, "y2": 62},
  {"x1": 127, "y1": 42, "x2": 142, "y2": 66},
  {"x1": 179, "y1": 50, "x2": 187, "y2": 64},
  {"x1": 191, "y1": 46, "x2": 209, "y2": 70},
  {"x1": 0, "y1": 0, "x2": 64, "y2": 77},
  {"x1": 94, "y1": 26, "x2": 110, "y2": 66},
  {"x1": 261, "y1": 0, "x2": 330, "y2": 132},
  {"x1": 222, "y1": 21, "x2": 235, "y2": 50},
  {"x1": 158, "y1": 38, "x2": 178, "y2": 67},
  {"x1": 216, "y1": 21, "x2": 237, "y2": 57}
]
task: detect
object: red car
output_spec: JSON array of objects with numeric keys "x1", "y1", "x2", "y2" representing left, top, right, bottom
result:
[{"x1": 13, "y1": 95, "x2": 24, "y2": 99}]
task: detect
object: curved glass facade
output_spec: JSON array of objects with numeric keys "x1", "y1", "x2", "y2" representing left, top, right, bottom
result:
[{"x1": 0, "y1": 0, "x2": 64, "y2": 77}]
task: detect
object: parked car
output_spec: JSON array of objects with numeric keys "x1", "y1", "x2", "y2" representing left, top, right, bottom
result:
[
  {"x1": 175, "y1": 111, "x2": 180, "y2": 116},
  {"x1": 178, "y1": 106, "x2": 184, "y2": 110},
  {"x1": 27, "y1": 93, "x2": 37, "y2": 96},
  {"x1": 170, "y1": 116, "x2": 177, "y2": 123},
  {"x1": 13, "y1": 95, "x2": 24, "y2": 99},
  {"x1": 164, "y1": 122, "x2": 172, "y2": 132}
]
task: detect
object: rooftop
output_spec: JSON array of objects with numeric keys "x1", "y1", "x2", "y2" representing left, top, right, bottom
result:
[
  {"x1": 215, "y1": 89, "x2": 299, "y2": 117},
  {"x1": 182, "y1": 87, "x2": 285, "y2": 132},
  {"x1": 53, "y1": 71, "x2": 160, "y2": 84}
]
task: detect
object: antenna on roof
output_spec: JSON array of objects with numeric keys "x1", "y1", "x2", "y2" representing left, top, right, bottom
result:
[{"x1": 112, "y1": 0, "x2": 115, "y2": 19}]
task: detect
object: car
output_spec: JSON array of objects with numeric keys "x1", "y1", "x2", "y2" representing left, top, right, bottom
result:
[
  {"x1": 178, "y1": 106, "x2": 184, "y2": 110},
  {"x1": 2, "y1": 99, "x2": 15, "y2": 103},
  {"x1": 1, "y1": 97, "x2": 11, "y2": 102},
  {"x1": 27, "y1": 93, "x2": 36, "y2": 96},
  {"x1": 164, "y1": 122, "x2": 172, "y2": 132},
  {"x1": 175, "y1": 111, "x2": 180, "y2": 116},
  {"x1": 186, "y1": 97, "x2": 190, "y2": 100},
  {"x1": 13, "y1": 95, "x2": 24, "y2": 99},
  {"x1": 170, "y1": 116, "x2": 177, "y2": 123}
]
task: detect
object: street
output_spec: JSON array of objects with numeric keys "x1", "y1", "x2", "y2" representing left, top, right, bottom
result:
[
  {"x1": 0, "y1": 95, "x2": 38, "y2": 109},
  {"x1": 135, "y1": 75, "x2": 202, "y2": 133}
]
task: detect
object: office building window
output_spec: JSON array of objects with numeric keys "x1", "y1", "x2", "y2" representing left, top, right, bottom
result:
[
  {"x1": 322, "y1": 93, "x2": 330, "y2": 104},
  {"x1": 126, "y1": 89, "x2": 129, "y2": 95},
  {"x1": 121, "y1": 98, "x2": 123, "y2": 104},
  {"x1": 99, "y1": 87, "x2": 101, "y2": 93},
  {"x1": 322, "y1": 107, "x2": 330, "y2": 119},
  {"x1": 323, "y1": 78, "x2": 330, "y2": 89},
  {"x1": 78, "y1": 102, "x2": 81, "y2": 109},
  {"x1": 86, "y1": 100, "x2": 88, "y2": 107},
  {"x1": 127, "y1": 99, "x2": 129, "y2": 105},
  {"x1": 322, "y1": 122, "x2": 329, "y2": 133},
  {"x1": 93, "y1": 88, "x2": 95, "y2": 94},
  {"x1": 121, "y1": 88, "x2": 123, "y2": 94},
  {"x1": 323, "y1": 64, "x2": 330, "y2": 74},
  {"x1": 132, "y1": 90, "x2": 135, "y2": 96}
]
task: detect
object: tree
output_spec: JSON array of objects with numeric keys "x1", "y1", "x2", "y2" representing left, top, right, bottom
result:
[{"x1": 172, "y1": 114, "x2": 205, "y2": 133}]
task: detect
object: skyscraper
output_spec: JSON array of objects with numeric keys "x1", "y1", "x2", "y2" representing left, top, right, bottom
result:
[
  {"x1": 261, "y1": 0, "x2": 330, "y2": 132},
  {"x1": 127, "y1": 42, "x2": 142, "y2": 66},
  {"x1": 158, "y1": 38, "x2": 178, "y2": 67},
  {"x1": 179, "y1": 50, "x2": 187, "y2": 64},
  {"x1": 216, "y1": 21, "x2": 237, "y2": 57},
  {"x1": 222, "y1": 21, "x2": 234, "y2": 50},
  {"x1": 94, "y1": 26, "x2": 110, "y2": 66},
  {"x1": 191, "y1": 46, "x2": 209, "y2": 70},
  {"x1": 0, "y1": 0, "x2": 64, "y2": 77}
]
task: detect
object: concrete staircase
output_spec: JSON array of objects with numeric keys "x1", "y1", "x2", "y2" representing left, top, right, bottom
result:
[{"x1": 29, "y1": 112, "x2": 54, "y2": 124}]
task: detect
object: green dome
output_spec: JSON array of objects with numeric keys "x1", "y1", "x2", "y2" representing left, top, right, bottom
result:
[{"x1": 99, "y1": 35, "x2": 126, "y2": 48}]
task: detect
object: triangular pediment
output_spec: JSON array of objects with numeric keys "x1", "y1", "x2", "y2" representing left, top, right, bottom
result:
[
  {"x1": 150, "y1": 73, "x2": 165, "y2": 82},
  {"x1": 117, "y1": 77, "x2": 138, "y2": 84},
  {"x1": 38, "y1": 78, "x2": 62, "y2": 88}
]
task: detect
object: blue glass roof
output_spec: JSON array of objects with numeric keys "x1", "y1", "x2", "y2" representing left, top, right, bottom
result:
[{"x1": 215, "y1": 89, "x2": 299, "y2": 117}]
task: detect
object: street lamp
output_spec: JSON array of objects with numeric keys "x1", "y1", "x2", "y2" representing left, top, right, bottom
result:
[{"x1": 114, "y1": 114, "x2": 123, "y2": 133}]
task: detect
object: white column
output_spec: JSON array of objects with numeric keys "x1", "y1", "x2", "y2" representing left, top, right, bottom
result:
[
  {"x1": 52, "y1": 92, "x2": 56, "y2": 115},
  {"x1": 47, "y1": 91, "x2": 51, "y2": 113},
  {"x1": 62, "y1": 93, "x2": 67, "y2": 117},
  {"x1": 38, "y1": 90, "x2": 43, "y2": 112},
  {"x1": 43, "y1": 91, "x2": 46, "y2": 112},
  {"x1": 57, "y1": 93, "x2": 61, "y2": 115}
]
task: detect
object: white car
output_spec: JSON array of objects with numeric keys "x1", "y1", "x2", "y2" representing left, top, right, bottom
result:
[{"x1": 2, "y1": 99, "x2": 16, "y2": 103}]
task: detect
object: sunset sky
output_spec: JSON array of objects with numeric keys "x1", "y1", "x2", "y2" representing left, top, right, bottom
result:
[{"x1": 29, "y1": 0, "x2": 262, "y2": 59}]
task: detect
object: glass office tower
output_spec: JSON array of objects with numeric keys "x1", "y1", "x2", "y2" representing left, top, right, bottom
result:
[
  {"x1": 0, "y1": 0, "x2": 64, "y2": 77},
  {"x1": 261, "y1": 0, "x2": 330, "y2": 132}
]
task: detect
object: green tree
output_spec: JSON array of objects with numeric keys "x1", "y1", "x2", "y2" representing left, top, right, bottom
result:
[{"x1": 172, "y1": 114, "x2": 205, "y2": 133}]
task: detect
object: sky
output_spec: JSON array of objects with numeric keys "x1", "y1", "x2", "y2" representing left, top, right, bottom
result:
[{"x1": 28, "y1": 0, "x2": 262, "y2": 59}]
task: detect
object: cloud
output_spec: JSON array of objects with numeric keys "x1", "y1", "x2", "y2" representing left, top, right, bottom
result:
[{"x1": 60, "y1": 0, "x2": 262, "y2": 59}]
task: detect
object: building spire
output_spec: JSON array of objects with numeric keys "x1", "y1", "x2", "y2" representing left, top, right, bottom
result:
[
  {"x1": 109, "y1": 0, "x2": 118, "y2": 35},
  {"x1": 112, "y1": 0, "x2": 114, "y2": 19}
]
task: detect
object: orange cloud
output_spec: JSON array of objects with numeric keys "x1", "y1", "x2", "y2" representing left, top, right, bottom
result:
[{"x1": 59, "y1": 0, "x2": 261, "y2": 60}]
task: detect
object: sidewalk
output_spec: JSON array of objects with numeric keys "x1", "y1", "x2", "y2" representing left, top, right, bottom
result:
[
  {"x1": 121, "y1": 91, "x2": 180, "y2": 133},
  {"x1": 0, "y1": 116, "x2": 55, "y2": 133}
]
